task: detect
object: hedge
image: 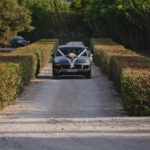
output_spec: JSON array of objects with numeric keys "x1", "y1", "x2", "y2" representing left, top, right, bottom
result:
[
  {"x1": 0, "y1": 63, "x2": 22, "y2": 109},
  {"x1": 0, "y1": 50, "x2": 13, "y2": 53},
  {"x1": 0, "y1": 39, "x2": 58, "y2": 110},
  {"x1": 91, "y1": 38, "x2": 150, "y2": 116}
]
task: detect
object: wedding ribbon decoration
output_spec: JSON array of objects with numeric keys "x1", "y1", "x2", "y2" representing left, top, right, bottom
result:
[{"x1": 57, "y1": 48, "x2": 86, "y2": 68}]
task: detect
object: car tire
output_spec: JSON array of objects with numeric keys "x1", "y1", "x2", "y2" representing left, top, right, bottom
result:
[
  {"x1": 85, "y1": 70, "x2": 91, "y2": 79},
  {"x1": 52, "y1": 69, "x2": 59, "y2": 79},
  {"x1": 52, "y1": 73, "x2": 58, "y2": 79},
  {"x1": 12, "y1": 44, "x2": 16, "y2": 48}
]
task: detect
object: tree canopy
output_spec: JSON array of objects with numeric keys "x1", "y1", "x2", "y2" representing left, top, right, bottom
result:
[
  {"x1": 0, "y1": 0, "x2": 150, "y2": 51},
  {"x1": 0, "y1": 0, "x2": 32, "y2": 43}
]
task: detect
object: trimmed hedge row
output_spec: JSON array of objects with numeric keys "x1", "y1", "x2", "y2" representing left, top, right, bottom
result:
[
  {"x1": 91, "y1": 38, "x2": 150, "y2": 116},
  {"x1": 0, "y1": 55, "x2": 37, "y2": 86},
  {"x1": 0, "y1": 50, "x2": 12, "y2": 53},
  {"x1": 0, "y1": 39, "x2": 58, "y2": 109},
  {"x1": 0, "y1": 63, "x2": 22, "y2": 109}
]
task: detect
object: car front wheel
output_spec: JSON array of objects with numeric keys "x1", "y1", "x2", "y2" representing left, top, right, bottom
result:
[
  {"x1": 52, "y1": 68, "x2": 59, "y2": 79},
  {"x1": 85, "y1": 70, "x2": 91, "y2": 79}
]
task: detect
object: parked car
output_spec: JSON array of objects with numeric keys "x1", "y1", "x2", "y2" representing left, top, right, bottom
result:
[
  {"x1": 10, "y1": 36, "x2": 30, "y2": 48},
  {"x1": 51, "y1": 44, "x2": 92, "y2": 78},
  {"x1": 16, "y1": 39, "x2": 30, "y2": 47}
]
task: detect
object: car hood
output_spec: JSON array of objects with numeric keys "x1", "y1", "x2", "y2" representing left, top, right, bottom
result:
[{"x1": 54, "y1": 56, "x2": 90, "y2": 65}]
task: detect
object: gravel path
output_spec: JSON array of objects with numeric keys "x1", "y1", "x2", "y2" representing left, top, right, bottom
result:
[{"x1": 0, "y1": 63, "x2": 150, "y2": 150}]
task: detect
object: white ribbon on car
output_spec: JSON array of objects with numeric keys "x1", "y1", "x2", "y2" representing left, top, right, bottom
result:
[{"x1": 57, "y1": 48, "x2": 86, "y2": 68}]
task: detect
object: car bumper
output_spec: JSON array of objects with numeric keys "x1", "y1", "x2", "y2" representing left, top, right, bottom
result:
[{"x1": 53, "y1": 64, "x2": 91, "y2": 75}]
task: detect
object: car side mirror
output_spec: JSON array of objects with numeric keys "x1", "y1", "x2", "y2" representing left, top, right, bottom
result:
[
  {"x1": 88, "y1": 53, "x2": 93, "y2": 57},
  {"x1": 89, "y1": 53, "x2": 93, "y2": 62}
]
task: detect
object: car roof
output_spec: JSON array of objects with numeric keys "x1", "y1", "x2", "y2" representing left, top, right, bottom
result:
[
  {"x1": 66, "y1": 41, "x2": 84, "y2": 46},
  {"x1": 58, "y1": 44, "x2": 86, "y2": 49},
  {"x1": 66, "y1": 41, "x2": 83, "y2": 44}
]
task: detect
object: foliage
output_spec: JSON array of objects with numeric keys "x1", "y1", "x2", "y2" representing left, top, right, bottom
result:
[
  {"x1": 19, "y1": 0, "x2": 150, "y2": 50},
  {"x1": 0, "y1": 0, "x2": 150, "y2": 50},
  {"x1": 21, "y1": 0, "x2": 69, "y2": 41},
  {"x1": 0, "y1": 54, "x2": 36, "y2": 86},
  {"x1": 0, "y1": 39, "x2": 58, "y2": 110},
  {"x1": 91, "y1": 38, "x2": 150, "y2": 116},
  {"x1": 0, "y1": 0, "x2": 32, "y2": 44},
  {"x1": 0, "y1": 63, "x2": 22, "y2": 109},
  {"x1": 86, "y1": 0, "x2": 150, "y2": 51},
  {"x1": 20, "y1": 0, "x2": 91, "y2": 43},
  {"x1": 121, "y1": 69, "x2": 150, "y2": 116}
]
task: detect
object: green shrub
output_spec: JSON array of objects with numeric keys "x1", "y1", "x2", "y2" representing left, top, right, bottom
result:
[
  {"x1": 110, "y1": 55, "x2": 150, "y2": 90},
  {"x1": 92, "y1": 38, "x2": 141, "y2": 85},
  {"x1": 36, "y1": 39, "x2": 59, "y2": 52},
  {"x1": 91, "y1": 38, "x2": 150, "y2": 116},
  {"x1": 0, "y1": 63, "x2": 22, "y2": 109},
  {"x1": 0, "y1": 39, "x2": 58, "y2": 110},
  {"x1": 121, "y1": 69, "x2": 150, "y2": 116},
  {"x1": 92, "y1": 38, "x2": 125, "y2": 75},
  {"x1": 0, "y1": 54, "x2": 37, "y2": 86},
  {"x1": 12, "y1": 43, "x2": 52, "y2": 75}
]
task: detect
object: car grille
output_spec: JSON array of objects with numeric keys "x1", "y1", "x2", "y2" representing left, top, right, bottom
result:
[
  {"x1": 54, "y1": 64, "x2": 90, "y2": 70},
  {"x1": 62, "y1": 65, "x2": 70, "y2": 69},
  {"x1": 62, "y1": 65, "x2": 82, "y2": 69},
  {"x1": 83, "y1": 65, "x2": 89, "y2": 69},
  {"x1": 54, "y1": 65, "x2": 61, "y2": 69}
]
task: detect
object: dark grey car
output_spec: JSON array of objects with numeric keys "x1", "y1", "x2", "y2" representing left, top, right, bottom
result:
[
  {"x1": 10, "y1": 36, "x2": 30, "y2": 48},
  {"x1": 51, "y1": 44, "x2": 92, "y2": 78}
]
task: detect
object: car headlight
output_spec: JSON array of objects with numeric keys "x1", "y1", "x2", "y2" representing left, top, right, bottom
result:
[{"x1": 84, "y1": 60, "x2": 90, "y2": 64}]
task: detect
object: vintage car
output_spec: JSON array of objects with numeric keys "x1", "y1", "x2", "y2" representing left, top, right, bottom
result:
[{"x1": 51, "y1": 44, "x2": 92, "y2": 78}]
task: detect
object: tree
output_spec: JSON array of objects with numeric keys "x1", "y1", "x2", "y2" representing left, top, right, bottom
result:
[{"x1": 0, "y1": 0, "x2": 32, "y2": 44}]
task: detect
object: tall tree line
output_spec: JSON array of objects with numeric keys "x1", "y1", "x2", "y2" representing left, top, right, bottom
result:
[
  {"x1": 23, "y1": 0, "x2": 150, "y2": 51},
  {"x1": 0, "y1": 0, "x2": 150, "y2": 51},
  {"x1": 0, "y1": 0, "x2": 32, "y2": 44},
  {"x1": 69, "y1": 0, "x2": 150, "y2": 51}
]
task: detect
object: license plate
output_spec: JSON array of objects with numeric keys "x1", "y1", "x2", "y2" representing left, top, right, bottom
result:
[{"x1": 65, "y1": 69, "x2": 78, "y2": 72}]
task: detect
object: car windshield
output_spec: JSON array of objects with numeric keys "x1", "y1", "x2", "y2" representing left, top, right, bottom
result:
[
  {"x1": 56, "y1": 47, "x2": 87, "y2": 56},
  {"x1": 16, "y1": 36, "x2": 24, "y2": 40}
]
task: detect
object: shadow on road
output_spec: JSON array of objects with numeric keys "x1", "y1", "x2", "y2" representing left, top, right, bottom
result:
[
  {"x1": 37, "y1": 75, "x2": 87, "y2": 80},
  {"x1": 0, "y1": 135, "x2": 150, "y2": 150},
  {"x1": 36, "y1": 76, "x2": 52, "y2": 79}
]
